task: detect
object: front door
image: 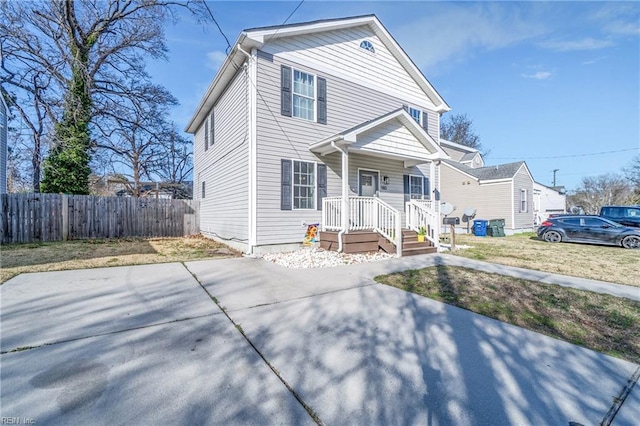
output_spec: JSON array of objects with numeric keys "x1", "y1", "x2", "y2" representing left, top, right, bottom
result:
[{"x1": 359, "y1": 170, "x2": 379, "y2": 197}]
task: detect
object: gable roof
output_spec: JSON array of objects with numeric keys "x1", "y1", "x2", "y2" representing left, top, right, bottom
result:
[
  {"x1": 460, "y1": 152, "x2": 478, "y2": 162},
  {"x1": 186, "y1": 15, "x2": 450, "y2": 133},
  {"x1": 443, "y1": 160, "x2": 530, "y2": 182},
  {"x1": 310, "y1": 108, "x2": 450, "y2": 163},
  {"x1": 440, "y1": 139, "x2": 479, "y2": 154}
]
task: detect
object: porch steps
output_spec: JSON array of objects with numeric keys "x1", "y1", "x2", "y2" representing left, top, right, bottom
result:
[{"x1": 401, "y1": 229, "x2": 437, "y2": 256}]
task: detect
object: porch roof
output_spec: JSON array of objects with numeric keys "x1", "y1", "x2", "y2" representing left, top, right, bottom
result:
[{"x1": 309, "y1": 109, "x2": 450, "y2": 166}]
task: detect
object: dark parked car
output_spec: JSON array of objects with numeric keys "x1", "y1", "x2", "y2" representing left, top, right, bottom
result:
[
  {"x1": 537, "y1": 215, "x2": 640, "y2": 249},
  {"x1": 600, "y1": 205, "x2": 640, "y2": 228}
]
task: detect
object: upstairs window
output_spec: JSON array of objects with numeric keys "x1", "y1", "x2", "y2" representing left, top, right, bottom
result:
[
  {"x1": 281, "y1": 65, "x2": 327, "y2": 124},
  {"x1": 293, "y1": 70, "x2": 315, "y2": 121},
  {"x1": 520, "y1": 189, "x2": 528, "y2": 212},
  {"x1": 209, "y1": 111, "x2": 215, "y2": 147},
  {"x1": 408, "y1": 107, "x2": 421, "y2": 125},
  {"x1": 204, "y1": 118, "x2": 209, "y2": 151},
  {"x1": 359, "y1": 40, "x2": 375, "y2": 53}
]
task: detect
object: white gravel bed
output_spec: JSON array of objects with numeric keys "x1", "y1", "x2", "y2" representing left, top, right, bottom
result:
[{"x1": 262, "y1": 247, "x2": 395, "y2": 268}]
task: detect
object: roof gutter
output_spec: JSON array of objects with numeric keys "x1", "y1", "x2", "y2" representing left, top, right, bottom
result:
[{"x1": 184, "y1": 33, "x2": 248, "y2": 133}]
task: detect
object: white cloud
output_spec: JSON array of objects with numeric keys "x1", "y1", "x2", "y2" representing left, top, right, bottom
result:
[
  {"x1": 540, "y1": 37, "x2": 614, "y2": 52},
  {"x1": 521, "y1": 71, "x2": 552, "y2": 80},
  {"x1": 206, "y1": 50, "x2": 227, "y2": 71},
  {"x1": 393, "y1": 3, "x2": 548, "y2": 72},
  {"x1": 582, "y1": 56, "x2": 607, "y2": 65}
]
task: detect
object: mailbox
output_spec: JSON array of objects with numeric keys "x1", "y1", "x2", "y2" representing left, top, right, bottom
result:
[{"x1": 443, "y1": 217, "x2": 460, "y2": 225}]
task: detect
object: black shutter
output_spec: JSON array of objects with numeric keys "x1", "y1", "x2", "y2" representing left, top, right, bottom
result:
[
  {"x1": 281, "y1": 65, "x2": 292, "y2": 117},
  {"x1": 422, "y1": 111, "x2": 429, "y2": 132},
  {"x1": 317, "y1": 77, "x2": 327, "y2": 124},
  {"x1": 403, "y1": 174, "x2": 410, "y2": 203},
  {"x1": 423, "y1": 177, "x2": 430, "y2": 199},
  {"x1": 316, "y1": 164, "x2": 327, "y2": 210},
  {"x1": 281, "y1": 159, "x2": 292, "y2": 210}
]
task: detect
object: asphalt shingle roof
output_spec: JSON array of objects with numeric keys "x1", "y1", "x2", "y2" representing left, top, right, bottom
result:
[{"x1": 443, "y1": 159, "x2": 525, "y2": 181}]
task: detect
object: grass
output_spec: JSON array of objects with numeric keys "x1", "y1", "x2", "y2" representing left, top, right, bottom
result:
[
  {"x1": 375, "y1": 265, "x2": 640, "y2": 364},
  {"x1": 448, "y1": 232, "x2": 640, "y2": 287},
  {"x1": 0, "y1": 235, "x2": 240, "y2": 283}
]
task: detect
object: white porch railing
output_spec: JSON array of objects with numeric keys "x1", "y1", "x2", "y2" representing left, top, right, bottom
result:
[
  {"x1": 322, "y1": 196, "x2": 402, "y2": 254},
  {"x1": 322, "y1": 197, "x2": 343, "y2": 231},
  {"x1": 406, "y1": 199, "x2": 440, "y2": 248}
]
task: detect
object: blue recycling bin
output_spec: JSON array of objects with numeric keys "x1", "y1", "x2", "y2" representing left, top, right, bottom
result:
[{"x1": 473, "y1": 219, "x2": 488, "y2": 237}]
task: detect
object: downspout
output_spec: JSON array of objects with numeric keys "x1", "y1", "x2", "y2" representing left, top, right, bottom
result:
[
  {"x1": 332, "y1": 140, "x2": 348, "y2": 253},
  {"x1": 238, "y1": 44, "x2": 257, "y2": 255}
]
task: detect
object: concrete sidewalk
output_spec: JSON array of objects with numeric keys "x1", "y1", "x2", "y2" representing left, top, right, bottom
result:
[{"x1": 1, "y1": 256, "x2": 638, "y2": 425}]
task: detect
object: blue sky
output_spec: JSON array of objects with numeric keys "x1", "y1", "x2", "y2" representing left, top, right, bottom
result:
[{"x1": 148, "y1": 1, "x2": 640, "y2": 191}]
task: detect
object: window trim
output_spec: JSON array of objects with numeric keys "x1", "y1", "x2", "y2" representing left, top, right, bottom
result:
[
  {"x1": 359, "y1": 40, "x2": 375, "y2": 53},
  {"x1": 520, "y1": 189, "x2": 528, "y2": 213},
  {"x1": 408, "y1": 107, "x2": 421, "y2": 125},
  {"x1": 292, "y1": 69, "x2": 316, "y2": 122},
  {"x1": 409, "y1": 174, "x2": 424, "y2": 200},
  {"x1": 291, "y1": 159, "x2": 317, "y2": 210}
]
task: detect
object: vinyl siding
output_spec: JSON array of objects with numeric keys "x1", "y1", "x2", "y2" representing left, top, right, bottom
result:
[
  {"x1": 513, "y1": 166, "x2": 534, "y2": 230},
  {"x1": 255, "y1": 53, "x2": 437, "y2": 245},
  {"x1": 439, "y1": 164, "x2": 513, "y2": 228},
  {"x1": 441, "y1": 145, "x2": 467, "y2": 162},
  {"x1": 263, "y1": 26, "x2": 436, "y2": 110},
  {"x1": 354, "y1": 121, "x2": 434, "y2": 159},
  {"x1": 193, "y1": 68, "x2": 249, "y2": 243}
]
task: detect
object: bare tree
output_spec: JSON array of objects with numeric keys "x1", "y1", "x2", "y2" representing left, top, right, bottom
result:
[
  {"x1": 567, "y1": 173, "x2": 635, "y2": 214},
  {"x1": 440, "y1": 113, "x2": 490, "y2": 156},
  {"x1": 94, "y1": 83, "x2": 182, "y2": 196},
  {"x1": 155, "y1": 129, "x2": 193, "y2": 198},
  {"x1": 622, "y1": 154, "x2": 640, "y2": 202},
  {"x1": 0, "y1": 0, "x2": 203, "y2": 193}
]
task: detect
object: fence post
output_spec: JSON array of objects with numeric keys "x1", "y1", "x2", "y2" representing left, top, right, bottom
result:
[{"x1": 61, "y1": 193, "x2": 68, "y2": 241}]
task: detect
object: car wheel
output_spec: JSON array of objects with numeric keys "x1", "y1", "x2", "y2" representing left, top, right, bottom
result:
[
  {"x1": 543, "y1": 230, "x2": 562, "y2": 243},
  {"x1": 622, "y1": 235, "x2": 640, "y2": 249}
]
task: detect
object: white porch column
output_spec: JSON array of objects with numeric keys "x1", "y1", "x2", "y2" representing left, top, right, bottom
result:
[{"x1": 341, "y1": 146, "x2": 349, "y2": 234}]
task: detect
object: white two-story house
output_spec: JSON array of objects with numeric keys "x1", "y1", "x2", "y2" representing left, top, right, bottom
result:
[{"x1": 186, "y1": 15, "x2": 452, "y2": 255}]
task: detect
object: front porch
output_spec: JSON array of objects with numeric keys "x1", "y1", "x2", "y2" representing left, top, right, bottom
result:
[
  {"x1": 309, "y1": 108, "x2": 449, "y2": 257},
  {"x1": 320, "y1": 197, "x2": 440, "y2": 256}
]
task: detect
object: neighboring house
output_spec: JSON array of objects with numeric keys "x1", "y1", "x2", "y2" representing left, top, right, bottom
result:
[
  {"x1": 439, "y1": 140, "x2": 535, "y2": 234},
  {"x1": 533, "y1": 182, "x2": 566, "y2": 225},
  {"x1": 0, "y1": 93, "x2": 7, "y2": 194},
  {"x1": 186, "y1": 15, "x2": 452, "y2": 255}
]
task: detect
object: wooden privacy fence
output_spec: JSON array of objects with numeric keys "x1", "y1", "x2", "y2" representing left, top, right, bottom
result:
[{"x1": 0, "y1": 193, "x2": 200, "y2": 244}]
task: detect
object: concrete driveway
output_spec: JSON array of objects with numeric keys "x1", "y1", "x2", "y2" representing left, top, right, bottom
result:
[{"x1": 1, "y1": 256, "x2": 638, "y2": 425}]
